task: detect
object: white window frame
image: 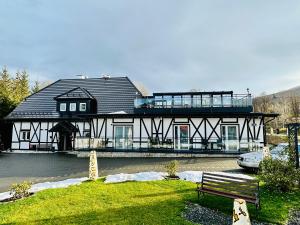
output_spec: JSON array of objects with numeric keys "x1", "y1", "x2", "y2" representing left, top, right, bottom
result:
[
  {"x1": 20, "y1": 130, "x2": 30, "y2": 141},
  {"x1": 69, "y1": 103, "x2": 76, "y2": 112},
  {"x1": 79, "y1": 103, "x2": 86, "y2": 112},
  {"x1": 60, "y1": 103, "x2": 66, "y2": 112},
  {"x1": 221, "y1": 124, "x2": 239, "y2": 151}
]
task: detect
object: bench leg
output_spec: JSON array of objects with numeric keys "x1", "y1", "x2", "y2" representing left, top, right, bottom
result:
[{"x1": 197, "y1": 191, "x2": 200, "y2": 200}]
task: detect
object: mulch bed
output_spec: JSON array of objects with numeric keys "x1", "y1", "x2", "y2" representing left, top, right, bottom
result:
[
  {"x1": 182, "y1": 202, "x2": 273, "y2": 225},
  {"x1": 164, "y1": 175, "x2": 180, "y2": 180},
  {"x1": 287, "y1": 210, "x2": 300, "y2": 225}
]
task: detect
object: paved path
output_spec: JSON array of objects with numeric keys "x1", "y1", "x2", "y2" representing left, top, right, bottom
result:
[{"x1": 0, "y1": 152, "x2": 244, "y2": 192}]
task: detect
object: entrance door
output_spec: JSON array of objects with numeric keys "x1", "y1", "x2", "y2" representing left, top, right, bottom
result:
[
  {"x1": 58, "y1": 132, "x2": 73, "y2": 151},
  {"x1": 114, "y1": 126, "x2": 133, "y2": 149},
  {"x1": 221, "y1": 125, "x2": 239, "y2": 151},
  {"x1": 174, "y1": 125, "x2": 189, "y2": 150}
]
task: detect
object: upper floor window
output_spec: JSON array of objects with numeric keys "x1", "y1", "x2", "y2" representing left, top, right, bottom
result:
[
  {"x1": 21, "y1": 130, "x2": 30, "y2": 141},
  {"x1": 70, "y1": 103, "x2": 76, "y2": 112},
  {"x1": 60, "y1": 103, "x2": 66, "y2": 112},
  {"x1": 79, "y1": 103, "x2": 86, "y2": 112}
]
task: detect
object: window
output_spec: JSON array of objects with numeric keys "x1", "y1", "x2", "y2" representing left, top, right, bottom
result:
[
  {"x1": 212, "y1": 95, "x2": 222, "y2": 107},
  {"x1": 202, "y1": 95, "x2": 211, "y2": 107},
  {"x1": 114, "y1": 126, "x2": 133, "y2": 149},
  {"x1": 69, "y1": 103, "x2": 76, "y2": 112},
  {"x1": 21, "y1": 130, "x2": 30, "y2": 141},
  {"x1": 221, "y1": 125, "x2": 239, "y2": 151},
  {"x1": 79, "y1": 103, "x2": 86, "y2": 112},
  {"x1": 60, "y1": 103, "x2": 66, "y2": 112}
]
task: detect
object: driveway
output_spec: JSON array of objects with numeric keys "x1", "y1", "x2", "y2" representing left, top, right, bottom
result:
[{"x1": 0, "y1": 152, "x2": 244, "y2": 192}]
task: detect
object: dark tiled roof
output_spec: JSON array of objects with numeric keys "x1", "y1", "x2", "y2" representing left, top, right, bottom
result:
[{"x1": 7, "y1": 77, "x2": 142, "y2": 119}]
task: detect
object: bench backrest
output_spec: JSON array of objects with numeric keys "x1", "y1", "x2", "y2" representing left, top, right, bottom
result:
[{"x1": 202, "y1": 172, "x2": 259, "y2": 200}]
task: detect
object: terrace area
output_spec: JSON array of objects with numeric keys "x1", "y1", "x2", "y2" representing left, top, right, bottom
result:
[{"x1": 134, "y1": 91, "x2": 253, "y2": 114}]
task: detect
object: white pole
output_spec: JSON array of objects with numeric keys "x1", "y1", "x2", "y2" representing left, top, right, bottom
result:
[
  {"x1": 89, "y1": 150, "x2": 98, "y2": 181},
  {"x1": 262, "y1": 146, "x2": 270, "y2": 159}
]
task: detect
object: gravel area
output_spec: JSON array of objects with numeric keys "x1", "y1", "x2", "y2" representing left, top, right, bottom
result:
[
  {"x1": 183, "y1": 202, "x2": 273, "y2": 225},
  {"x1": 287, "y1": 210, "x2": 300, "y2": 225}
]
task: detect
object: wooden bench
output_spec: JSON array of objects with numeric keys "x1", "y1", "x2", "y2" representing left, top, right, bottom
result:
[{"x1": 196, "y1": 172, "x2": 260, "y2": 209}]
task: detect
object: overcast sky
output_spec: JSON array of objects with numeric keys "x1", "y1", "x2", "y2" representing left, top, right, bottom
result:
[{"x1": 1, "y1": 0, "x2": 300, "y2": 96}]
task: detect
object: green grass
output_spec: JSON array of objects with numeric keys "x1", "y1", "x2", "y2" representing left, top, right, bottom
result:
[{"x1": 0, "y1": 179, "x2": 299, "y2": 225}]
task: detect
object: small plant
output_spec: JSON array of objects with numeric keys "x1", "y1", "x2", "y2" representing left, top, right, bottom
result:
[
  {"x1": 165, "y1": 160, "x2": 179, "y2": 178},
  {"x1": 9, "y1": 181, "x2": 32, "y2": 200},
  {"x1": 259, "y1": 158, "x2": 300, "y2": 192}
]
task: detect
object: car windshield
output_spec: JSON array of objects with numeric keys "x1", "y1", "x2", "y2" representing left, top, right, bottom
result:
[
  {"x1": 270, "y1": 144, "x2": 300, "y2": 154},
  {"x1": 270, "y1": 144, "x2": 288, "y2": 154}
]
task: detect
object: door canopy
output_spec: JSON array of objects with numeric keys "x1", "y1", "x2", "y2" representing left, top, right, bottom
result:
[{"x1": 49, "y1": 121, "x2": 79, "y2": 134}]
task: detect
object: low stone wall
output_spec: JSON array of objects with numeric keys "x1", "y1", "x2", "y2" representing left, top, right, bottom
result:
[{"x1": 76, "y1": 151, "x2": 239, "y2": 158}]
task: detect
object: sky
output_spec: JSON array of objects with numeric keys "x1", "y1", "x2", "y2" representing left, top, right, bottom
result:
[{"x1": 0, "y1": 0, "x2": 300, "y2": 96}]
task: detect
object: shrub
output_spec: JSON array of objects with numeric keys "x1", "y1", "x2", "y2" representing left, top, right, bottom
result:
[
  {"x1": 259, "y1": 158, "x2": 300, "y2": 192},
  {"x1": 9, "y1": 181, "x2": 32, "y2": 199},
  {"x1": 165, "y1": 160, "x2": 179, "y2": 177}
]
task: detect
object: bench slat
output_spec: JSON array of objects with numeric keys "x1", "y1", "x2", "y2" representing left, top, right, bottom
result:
[
  {"x1": 202, "y1": 179, "x2": 258, "y2": 191},
  {"x1": 201, "y1": 183, "x2": 256, "y2": 197},
  {"x1": 204, "y1": 172, "x2": 255, "y2": 182},
  {"x1": 203, "y1": 174, "x2": 257, "y2": 184},
  {"x1": 202, "y1": 179, "x2": 258, "y2": 189},
  {"x1": 199, "y1": 188, "x2": 256, "y2": 204},
  {"x1": 203, "y1": 181, "x2": 257, "y2": 193},
  {"x1": 203, "y1": 176, "x2": 258, "y2": 186}
]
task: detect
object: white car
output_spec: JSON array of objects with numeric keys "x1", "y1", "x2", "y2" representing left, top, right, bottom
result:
[{"x1": 237, "y1": 143, "x2": 290, "y2": 169}]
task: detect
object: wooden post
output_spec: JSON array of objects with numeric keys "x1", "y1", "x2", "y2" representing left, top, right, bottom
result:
[
  {"x1": 89, "y1": 150, "x2": 98, "y2": 180},
  {"x1": 232, "y1": 199, "x2": 251, "y2": 225}
]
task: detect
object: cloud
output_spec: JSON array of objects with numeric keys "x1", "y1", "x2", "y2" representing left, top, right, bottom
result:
[{"x1": 0, "y1": 0, "x2": 300, "y2": 94}]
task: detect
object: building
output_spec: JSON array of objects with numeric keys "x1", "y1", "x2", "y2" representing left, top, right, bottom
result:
[{"x1": 6, "y1": 76, "x2": 278, "y2": 154}]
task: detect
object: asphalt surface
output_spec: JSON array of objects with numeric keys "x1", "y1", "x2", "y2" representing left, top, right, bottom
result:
[{"x1": 0, "y1": 152, "x2": 245, "y2": 192}]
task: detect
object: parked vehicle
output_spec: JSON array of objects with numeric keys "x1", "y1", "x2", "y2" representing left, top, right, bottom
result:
[{"x1": 237, "y1": 143, "x2": 300, "y2": 169}]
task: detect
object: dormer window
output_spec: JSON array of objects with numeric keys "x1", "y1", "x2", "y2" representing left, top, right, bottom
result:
[
  {"x1": 54, "y1": 87, "x2": 97, "y2": 115},
  {"x1": 70, "y1": 103, "x2": 76, "y2": 112},
  {"x1": 60, "y1": 103, "x2": 66, "y2": 112},
  {"x1": 80, "y1": 103, "x2": 86, "y2": 112}
]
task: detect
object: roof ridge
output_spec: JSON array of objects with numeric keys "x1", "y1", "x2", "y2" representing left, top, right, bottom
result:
[{"x1": 59, "y1": 76, "x2": 128, "y2": 81}]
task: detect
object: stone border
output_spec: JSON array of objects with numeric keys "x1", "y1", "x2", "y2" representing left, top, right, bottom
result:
[{"x1": 77, "y1": 151, "x2": 240, "y2": 158}]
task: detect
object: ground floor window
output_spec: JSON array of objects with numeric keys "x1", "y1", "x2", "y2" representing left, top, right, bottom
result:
[
  {"x1": 114, "y1": 126, "x2": 133, "y2": 149},
  {"x1": 221, "y1": 125, "x2": 239, "y2": 151},
  {"x1": 174, "y1": 125, "x2": 189, "y2": 150}
]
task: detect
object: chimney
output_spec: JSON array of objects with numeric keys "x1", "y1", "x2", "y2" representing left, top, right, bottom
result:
[
  {"x1": 76, "y1": 75, "x2": 88, "y2": 79},
  {"x1": 102, "y1": 74, "x2": 111, "y2": 80}
]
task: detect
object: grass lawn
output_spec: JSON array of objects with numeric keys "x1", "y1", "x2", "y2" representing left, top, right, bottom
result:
[{"x1": 0, "y1": 179, "x2": 299, "y2": 225}]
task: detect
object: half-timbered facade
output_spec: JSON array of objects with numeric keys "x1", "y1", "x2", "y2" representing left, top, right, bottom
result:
[{"x1": 6, "y1": 76, "x2": 277, "y2": 153}]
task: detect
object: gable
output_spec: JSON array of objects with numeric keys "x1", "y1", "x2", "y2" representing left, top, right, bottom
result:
[{"x1": 54, "y1": 87, "x2": 95, "y2": 100}]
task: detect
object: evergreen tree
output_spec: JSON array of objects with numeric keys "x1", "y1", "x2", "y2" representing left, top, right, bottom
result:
[
  {"x1": 19, "y1": 70, "x2": 30, "y2": 101},
  {"x1": 0, "y1": 67, "x2": 14, "y2": 118},
  {"x1": 12, "y1": 70, "x2": 30, "y2": 104},
  {"x1": 0, "y1": 67, "x2": 31, "y2": 118}
]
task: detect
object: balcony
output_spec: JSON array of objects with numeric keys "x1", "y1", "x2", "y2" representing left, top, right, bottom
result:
[
  {"x1": 134, "y1": 91, "x2": 253, "y2": 115},
  {"x1": 74, "y1": 137, "x2": 263, "y2": 153}
]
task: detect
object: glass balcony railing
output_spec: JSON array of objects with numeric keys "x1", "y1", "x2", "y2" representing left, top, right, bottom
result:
[{"x1": 134, "y1": 94, "x2": 252, "y2": 109}]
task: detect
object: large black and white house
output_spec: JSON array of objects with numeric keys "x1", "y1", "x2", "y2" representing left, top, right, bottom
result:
[{"x1": 6, "y1": 76, "x2": 278, "y2": 154}]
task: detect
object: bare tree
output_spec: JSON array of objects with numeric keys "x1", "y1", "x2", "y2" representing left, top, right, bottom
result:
[
  {"x1": 290, "y1": 95, "x2": 300, "y2": 119},
  {"x1": 253, "y1": 95, "x2": 272, "y2": 113}
]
